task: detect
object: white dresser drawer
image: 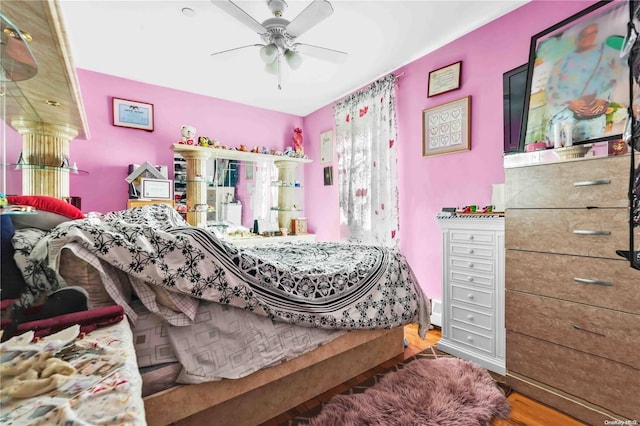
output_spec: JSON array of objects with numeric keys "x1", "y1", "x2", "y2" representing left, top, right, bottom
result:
[
  {"x1": 451, "y1": 304, "x2": 493, "y2": 332},
  {"x1": 450, "y1": 270, "x2": 494, "y2": 288},
  {"x1": 450, "y1": 230, "x2": 495, "y2": 245},
  {"x1": 450, "y1": 325, "x2": 493, "y2": 354},
  {"x1": 451, "y1": 284, "x2": 494, "y2": 309},
  {"x1": 450, "y1": 243, "x2": 494, "y2": 259},
  {"x1": 449, "y1": 255, "x2": 494, "y2": 274}
]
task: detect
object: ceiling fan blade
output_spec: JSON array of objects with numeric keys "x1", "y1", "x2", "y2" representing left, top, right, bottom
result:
[
  {"x1": 211, "y1": 1, "x2": 267, "y2": 34},
  {"x1": 286, "y1": 0, "x2": 334, "y2": 38},
  {"x1": 210, "y1": 44, "x2": 263, "y2": 57},
  {"x1": 295, "y1": 43, "x2": 347, "y2": 64}
]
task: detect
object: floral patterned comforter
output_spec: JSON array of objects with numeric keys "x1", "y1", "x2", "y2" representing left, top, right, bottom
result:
[{"x1": 16, "y1": 205, "x2": 430, "y2": 336}]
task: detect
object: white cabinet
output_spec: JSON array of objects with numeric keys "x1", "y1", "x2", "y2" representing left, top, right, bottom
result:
[{"x1": 436, "y1": 216, "x2": 505, "y2": 374}]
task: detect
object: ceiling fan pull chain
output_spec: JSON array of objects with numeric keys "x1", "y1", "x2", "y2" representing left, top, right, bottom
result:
[{"x1": 277, "y1": 54, "x2": 282, "y2": 90}]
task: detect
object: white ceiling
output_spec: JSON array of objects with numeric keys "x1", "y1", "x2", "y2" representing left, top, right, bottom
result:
[{"x1": 58, "y1": 0, "x2": 528, "y2": 116}]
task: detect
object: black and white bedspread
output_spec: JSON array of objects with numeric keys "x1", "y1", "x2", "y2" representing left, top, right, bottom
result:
[{"x1": 18, "y1": 205, "x2": 430, "y2": 337}]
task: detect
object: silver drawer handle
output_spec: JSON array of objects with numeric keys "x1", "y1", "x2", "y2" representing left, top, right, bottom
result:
[
  {"x1": 572, "y1": 323, "x2": 605, "y2": 336},
  {"x1": 574, "y1": 277, "x2": 613, "y2": 286},
  {"x1": 572, "y1": 229, "x2": 611, "y2": 236},
  {"x1": 573, "y1": 179, "x2": 611, "y2": 187}
]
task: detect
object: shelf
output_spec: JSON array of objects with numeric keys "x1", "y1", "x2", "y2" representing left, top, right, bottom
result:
[
  {"x1": 271, "y1": 182, "x2": 303, "y2": 188},
  {"x1": 8, "y1": 163, "x2": 89, "y2": 175},
  {"x1": 172, "y1": 144, "x2": 312, "y2": 164}
]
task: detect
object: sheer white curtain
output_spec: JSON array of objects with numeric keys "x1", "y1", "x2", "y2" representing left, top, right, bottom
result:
[{"x1": 334, "y1": 74, "x2": 399, "y2": 248}]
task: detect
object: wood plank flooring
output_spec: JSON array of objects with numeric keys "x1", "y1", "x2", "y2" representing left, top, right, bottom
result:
[{"x1": 262, "y1": 324, "x2": 586, "y2": 426}]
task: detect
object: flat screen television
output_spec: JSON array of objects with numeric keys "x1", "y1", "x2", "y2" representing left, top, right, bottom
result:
[{"x1": 502, "y1": 64, "x2": 528, "y2": 153}]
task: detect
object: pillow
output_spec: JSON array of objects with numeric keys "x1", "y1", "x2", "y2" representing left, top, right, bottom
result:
[
  {"x1": 7, "y1": 195, "x2": 84, "y2": 230},
  {"x1": 0, "y1": 215, "x2": 27, "y2": 300},
  {"x1": 7, "y1": 195, "x2": 84, "y2": 219}
]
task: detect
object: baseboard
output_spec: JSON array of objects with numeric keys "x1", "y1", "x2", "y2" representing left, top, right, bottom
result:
[{"x1": 430, "y1": 299, "x2": 442, "y2": 327}]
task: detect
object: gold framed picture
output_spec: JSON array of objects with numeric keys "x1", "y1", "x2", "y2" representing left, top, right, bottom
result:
[{"x1": 422, "y1": 96, "x2": 471, "y2": 157}]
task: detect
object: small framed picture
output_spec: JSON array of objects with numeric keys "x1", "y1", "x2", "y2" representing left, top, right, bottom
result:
[
  {"x1": 428, "y1": 61, "x2": 462, "y2": 97},
  {"x1": 291, "y1": 218, "x2": 308, "y2": 234},
  {"x1": 320, "y1": 129, "x2": 334, "y2": 164},
  {"x1": 113, "y1": 97, "x2": 154, "y2": 131},
  {"x1": 140, "y1": 178, "x2": 173, "y2": 200},
  {"x1": 323, "y1": 166, "x2": 333, "y2": 186}
]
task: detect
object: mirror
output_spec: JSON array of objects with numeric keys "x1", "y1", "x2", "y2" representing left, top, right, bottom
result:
[{"x1": 0, "y1": 13, "x2": 37, "y2": 82}]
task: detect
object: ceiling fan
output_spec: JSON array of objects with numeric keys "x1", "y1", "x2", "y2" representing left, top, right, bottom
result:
[{"x1": 211, "y1": 0, "x2": 348, "y2": 89}]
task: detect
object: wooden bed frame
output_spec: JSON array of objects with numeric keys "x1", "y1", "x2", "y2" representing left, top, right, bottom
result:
[{"x1": 143, "y1": 327, "x2": 405, "y2": 425}]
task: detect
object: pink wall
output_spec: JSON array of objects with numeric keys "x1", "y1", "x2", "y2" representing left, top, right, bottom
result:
[
  {"x1": 6, "y1": 72, "x2": 303, "y2": 214},
  {"x1": 303, "y1": 0, "x2": 596, "y2": 303},
  {"x1": 5, "y1": 0, "x2": 600, "y2": 304}
]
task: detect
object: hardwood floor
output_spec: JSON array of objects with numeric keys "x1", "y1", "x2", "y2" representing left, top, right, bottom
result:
[{"x1": 262, "y1": 324, "x2": 586, "y2": 426}]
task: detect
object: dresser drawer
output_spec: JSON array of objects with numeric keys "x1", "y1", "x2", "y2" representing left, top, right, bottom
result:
[
  {"x1": 450, "y1": 229, "x2": 495, "y2": 245},
  {"x1": 451, "y1": 284, "x2": 493, "y2": 309},
  {"x1": 506, "y1": 291, "x2": 639, "y2": 369},
  {"x1": 505, "y1": 250, "x2": 640, "y2": 314},
  {"x1": 505, "y1": 155, "x2": 630, "y2": 208},
  {"x1": 449, "y1": 255, "x2": 494, "y2": 275},
  {"x1": 450, "y1": 243, "x2": 494, "y2": 259},
  {"x1": 450, "y1": 270, "x2": 494, "y2": 289},
  {"x1": 507, "y1": 331, "x2": 640, "y2": 419},
  {"x1": 451, "y1": 304, "x2": 493, "y2": 332},
  {"x1": 506, "y1": 208, "x2": 628, "y2": 259},
  {"x1": 450, "y1": 325, "x2": 493, "y2": 354}
]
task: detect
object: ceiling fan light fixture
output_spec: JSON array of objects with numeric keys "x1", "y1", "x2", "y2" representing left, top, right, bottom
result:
[
  {"x1": 264, "y1": 58, "x2": 279, "y2": 75},
  {"x1": 284, "y1": 49, "x2": 302, "y2": 70},
  {"x1": 259, "y1": 43, "x2": 278, "y2": 64}
]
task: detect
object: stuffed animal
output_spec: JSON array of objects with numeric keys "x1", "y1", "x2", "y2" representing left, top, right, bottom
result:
[
  {"x1": 198, "y1": 136, "x2": 210, "y2": 147},
  {"x1": 179, "y1": 125, "x2": 197, "y2": 145}
]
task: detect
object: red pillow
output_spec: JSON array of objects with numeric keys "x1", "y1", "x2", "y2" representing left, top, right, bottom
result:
[{"x1": 7, "y1": 195, "x2": 84, "y2": 219}]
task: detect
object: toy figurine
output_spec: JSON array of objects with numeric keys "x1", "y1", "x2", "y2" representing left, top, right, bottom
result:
[
  {"x1": 179, "y1": 125, "x2": 197, "y2": 145},
  {"x1": 292, "y1": 128, "x2": 304, "y2": 154}
]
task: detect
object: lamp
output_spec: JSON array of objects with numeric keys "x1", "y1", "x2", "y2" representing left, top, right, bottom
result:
[
  {"x1": 259, "y1": 43, "x2": 278, "y2": 64},
  {"x1": 284, "y1": 49, "x2": 302, "y2": 70}
]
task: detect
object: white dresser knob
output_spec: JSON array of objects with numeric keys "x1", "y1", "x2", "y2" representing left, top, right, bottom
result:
[
  {"x1": 467, "y1": 314, "x2": 474, "y2": 321},
  {"x1": 466, "y1": 336, "x2": 473, "y2": 342},
  {"x1": 468, "y1": 249, "x2": 474, "y2": 254},
  {"x1": 468, "y1": 235, "x2": 474, "y2": 240},
  {"x1": 467, "y1": 276, "x2": 474, "y2": 282},
  {"x1": 468, "y1": 263, "x2": 474, "y2": 268},
  {"x1": 467, "y1": 293, "x2": 474, "y2": 300}
]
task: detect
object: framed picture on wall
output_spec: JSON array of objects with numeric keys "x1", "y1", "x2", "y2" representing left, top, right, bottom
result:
[
  {"x1": 428, "y1": 61, "x2": 462, "y2": 97},
  {"x1": 323, "y1": 166, "x2": 333, "y2": 185},
  {"x1": 520, "y1": 1, "x2": 629, "y2": 149},
  {"x1": 112, "y1": 97, "x2": 154, "y2": 131},
  {"x1": 320, "y1": 129, "x2": 334, "y2": 164},
  {"x1": 422, "y1": 96, "x2": 471, "y2": 157}
]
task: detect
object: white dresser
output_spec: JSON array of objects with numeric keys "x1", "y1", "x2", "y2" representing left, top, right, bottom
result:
[{"x1": 436, "y1": 216, "x2": 505, "y2": 374}]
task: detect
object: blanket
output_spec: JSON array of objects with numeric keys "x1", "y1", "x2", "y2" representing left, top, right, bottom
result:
[{"x1": 17, "y1": 205, "x2": 430, "y2": 336}]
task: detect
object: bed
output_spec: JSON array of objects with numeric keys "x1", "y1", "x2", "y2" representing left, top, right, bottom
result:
[
  {"x1": 0, "y1": 318, "x2": 146, "y2": 425},
  {"x1": 3, "y1": 202, "x2": 430, "y2": 425}
]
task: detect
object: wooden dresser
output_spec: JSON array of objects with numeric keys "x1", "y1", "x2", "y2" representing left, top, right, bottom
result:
[
  {"x1": 437, "y1": 216, "x2": 505, "y2": 375},
  {"x1": 504, "y1": 154, "x2": 640, "y2": 424}
]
